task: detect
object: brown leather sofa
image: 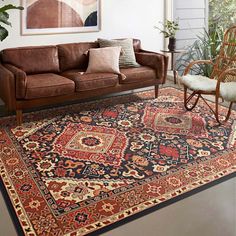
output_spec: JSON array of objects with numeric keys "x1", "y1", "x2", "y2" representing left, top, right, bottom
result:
[{"x1": 0, "y1": 39, "x2": 168, "y2": 125}]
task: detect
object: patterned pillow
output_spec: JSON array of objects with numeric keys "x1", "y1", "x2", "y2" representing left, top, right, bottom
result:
[{"x1": 97, "y1": 38, "x2": 140, "y2": 68}]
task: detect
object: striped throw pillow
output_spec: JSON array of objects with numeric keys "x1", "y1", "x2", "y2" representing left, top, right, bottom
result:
[{"x1": 97, "y1": 38, "x2": 140, "y2": 68}]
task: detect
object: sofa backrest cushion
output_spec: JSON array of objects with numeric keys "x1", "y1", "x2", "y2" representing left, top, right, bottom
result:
[
  {"x1": 1, "y1": 46, "x2": 60, "y2": 74},
  {"x1": 57, "y1": 42, "x2": 99, "y2": 72}
]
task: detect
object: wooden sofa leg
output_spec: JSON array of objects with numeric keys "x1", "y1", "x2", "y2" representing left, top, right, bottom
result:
[
  {"x1": 155, "y1": 85, "x2": 159, "y2": 98},
  {"x1": 16, "y1": 110, "x2": 23, "y2": 126}
]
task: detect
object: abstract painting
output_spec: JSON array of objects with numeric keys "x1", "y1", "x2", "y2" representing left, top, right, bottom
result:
[{"x1": 21, "y1": 0, "x2": 101, "y2": 35}]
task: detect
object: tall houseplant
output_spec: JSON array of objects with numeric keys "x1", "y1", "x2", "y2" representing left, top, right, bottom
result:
[
  {"x1": 176, "y1": 0, "x2": 236, "y2": 76},
  {"x1": 155, "y1": 19, "x2": 179, "y2": 51},
  {"x1": 0, "y1": 0, "x2": 23, "y2": 41},
  {"x1": 176, "y1": 27, "x2": 224, "y2": 77}
]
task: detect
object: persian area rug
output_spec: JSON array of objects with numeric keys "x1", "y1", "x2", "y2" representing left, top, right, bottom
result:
[{"x1": 0, "y1": 87, "x2": 235, "y2": 236}]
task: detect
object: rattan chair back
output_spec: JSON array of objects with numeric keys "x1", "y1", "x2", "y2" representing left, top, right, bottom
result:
[{"x1": 211, "y1": 25, "x2": 236, "y2": 82}]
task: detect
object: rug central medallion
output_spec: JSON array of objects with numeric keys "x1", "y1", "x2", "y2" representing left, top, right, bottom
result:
[{"x1": 53, "y1": 123, "x2": 128, "y2": 167}]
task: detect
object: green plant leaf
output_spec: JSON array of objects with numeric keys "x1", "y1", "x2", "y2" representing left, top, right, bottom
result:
[
  {"x1": 0, "y1": 12, "x2": 11, "y2": 26},
  {"x1": 154, "y1": 19, "x2": 179, "y2": 38},
  {"x1": 0, "y1": 4, "x2": 24, "y2": 13},
  {"x1": 176, "y1": 26, "x2": 224, "y2": 76},
  {"x1": 0, "y1": 2, "x2": 24, "y2": 41},
  {"x1": 0, "y1": 25, "x2": 8, "y2": 41}
]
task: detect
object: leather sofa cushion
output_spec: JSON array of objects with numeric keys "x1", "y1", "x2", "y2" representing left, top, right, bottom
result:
[
  {"x1": 1, "y1": 46, "x2": 60, "y2": 74},
  {"x1": 57, "y1": 42, "x2": 99, "y2": 71},
  {"x1": 120, "y1": 66, "x2": 157, "y2": 84},
  {"x1": 24, "y1": 73, "x2": 75, "y2": 99},
  {"x1": 61, "y1": 70, "x2": 118, "y2": 91}
]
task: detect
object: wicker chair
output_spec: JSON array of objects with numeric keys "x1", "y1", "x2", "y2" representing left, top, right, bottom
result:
[{"x1": 182, "y1": 25, "x2": 236, "y2": 124}]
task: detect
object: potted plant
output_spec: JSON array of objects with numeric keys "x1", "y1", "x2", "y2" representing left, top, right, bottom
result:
[
  {"x1": 155, "y1": 19, "x2": 179, "y2": 51},
  {"x1": 0, "y1": 1, "x2": 24, "y2": 41}
]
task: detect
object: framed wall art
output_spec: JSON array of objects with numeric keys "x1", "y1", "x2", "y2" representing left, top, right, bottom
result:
[{"x1": 21, "y1": 0, "x2": 101, "y2": 35}]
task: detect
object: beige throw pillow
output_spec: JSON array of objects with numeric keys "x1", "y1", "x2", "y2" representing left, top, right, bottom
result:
[{"x1": 86, "y1": 46, "x2": 121, "y2": 74}]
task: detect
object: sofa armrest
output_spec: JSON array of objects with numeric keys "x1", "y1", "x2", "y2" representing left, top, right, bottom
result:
[
  {"x1": 0, "y1": 64, "x2": 16, "y2": 110},
  {"x1": 135, "y1": 50, "x2": 168, "y2": 84},
  {"x1": 4, "y1": 64, "x2": 27, "y2": 99}
]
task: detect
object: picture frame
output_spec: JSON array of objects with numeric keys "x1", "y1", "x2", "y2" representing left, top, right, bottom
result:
[{"x1": 21, "y1": 0, "x2": 101, "y2": 35}]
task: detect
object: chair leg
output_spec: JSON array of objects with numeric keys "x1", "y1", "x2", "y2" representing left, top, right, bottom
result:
[
  {"x1": 215, "y1": 98, "x2": 233, "y2": 124},
  {"x1": 155, "y1": 85, "x2": 159, "y2": 98},
  {"x1": 16, "y1": 110, "x2": 23, "y2": 126},
  {"x1": 184, "y1": 86, "x2": 200, "y2": 111},
  {"x1": 184, "y1": 87, "x2": 233, "y2": 125},
  {"x1": 225, "y1": 102, "x2": 234, "y2": 121}
]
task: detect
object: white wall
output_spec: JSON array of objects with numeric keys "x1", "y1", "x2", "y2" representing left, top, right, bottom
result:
[
  {"x1": 173, "y1": 0, "x2": 209, "y2": 49},
  {"x1": 0, "y1": 0, "x2": 164, "y2": 52}
]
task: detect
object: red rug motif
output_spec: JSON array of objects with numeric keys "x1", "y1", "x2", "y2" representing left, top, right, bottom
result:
[{"x1": 0, "y1": 87, "x2": 235, "y2": 236}]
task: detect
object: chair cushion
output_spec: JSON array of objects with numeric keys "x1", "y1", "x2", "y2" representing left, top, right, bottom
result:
[
  {"x1": 182, "y1": 74, "x2": 236, "y2": 102},
  {"x1": 119, "y1": 66, "x2": 156, "y2": 84},
  {"x1": 220, "y1": 82, "x2": 236, "y2": 102},
  {"x1": 182, "y1": 74, "x2": 217, "y2": 92},
  {"x1": 25, "y1": 73, "x2": 75, "y2": 99},
  {"x1": 61, "y1": 70, "x2": 118, "y2": 91}
]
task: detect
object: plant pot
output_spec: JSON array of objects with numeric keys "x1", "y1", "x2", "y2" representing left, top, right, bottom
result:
[{"x1": 168, "y1": 37, "x2": 176, "y2": 51}]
